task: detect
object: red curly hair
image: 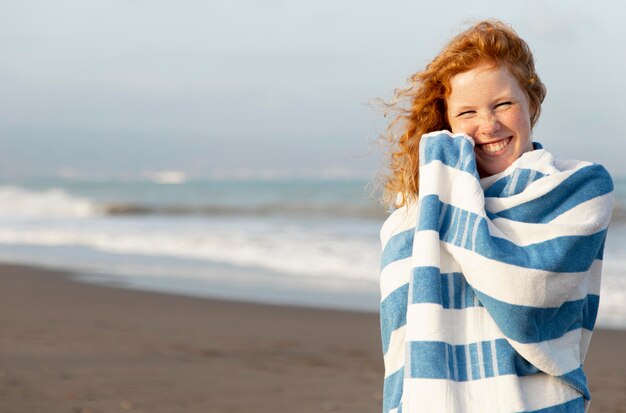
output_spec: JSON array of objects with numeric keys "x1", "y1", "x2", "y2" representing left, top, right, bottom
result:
[{"x1": 381, "y1": 19, "x2": 546, "y2": 208}]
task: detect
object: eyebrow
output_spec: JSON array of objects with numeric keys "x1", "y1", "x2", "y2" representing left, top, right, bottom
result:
[
  {"x1": 452, "y1": 105, "x2": 475, "y2": 112},
  {"x1": 450, "y1": 95, "x2": 518, "y2": 112}
]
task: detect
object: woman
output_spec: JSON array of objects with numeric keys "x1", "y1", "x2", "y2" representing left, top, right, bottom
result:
[{"x1": 379, "y1": 20, "x2": 613, "y2": 412}]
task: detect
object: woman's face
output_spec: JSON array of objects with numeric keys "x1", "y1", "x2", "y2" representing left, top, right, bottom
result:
[{"x1": 446, "y1": 61, "x2": 533, "y2": 177}]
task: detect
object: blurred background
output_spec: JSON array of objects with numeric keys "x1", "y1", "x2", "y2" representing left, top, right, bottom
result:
[{"x1": 1, "y1": 0, "x2": 625, "y2": 325}]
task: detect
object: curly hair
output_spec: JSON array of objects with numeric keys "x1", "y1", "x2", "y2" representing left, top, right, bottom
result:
[{"x1": 380, "y1": 19, "x2": 547, "y2": 208}]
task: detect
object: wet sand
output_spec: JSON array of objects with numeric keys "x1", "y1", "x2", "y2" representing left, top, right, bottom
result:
[{"x1": 0, "y1": 263, "x2": 623, "y2": 412}]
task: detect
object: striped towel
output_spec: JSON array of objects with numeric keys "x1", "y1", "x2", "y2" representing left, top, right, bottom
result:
[{"x1": 380, "y1": 131, "x2": 614, "y2": 413}]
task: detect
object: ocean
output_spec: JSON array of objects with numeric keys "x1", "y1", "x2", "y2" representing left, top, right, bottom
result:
[{"x1": 0, "y1": 177, "x2": 625, "y2": 329}]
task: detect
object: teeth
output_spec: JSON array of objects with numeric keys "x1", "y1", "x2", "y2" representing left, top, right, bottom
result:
[{"x1": 481, "y1": 138, "x2": 511, "y2": 153}]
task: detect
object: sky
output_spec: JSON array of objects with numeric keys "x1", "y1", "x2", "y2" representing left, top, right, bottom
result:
[{"x1": 1, "y1": 0, "x2": 625, "y2": 180}]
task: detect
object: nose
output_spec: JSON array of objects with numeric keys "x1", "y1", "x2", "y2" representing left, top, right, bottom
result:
[{"x1": 477, "y1": 111, "x2": 500, "y2": 136}]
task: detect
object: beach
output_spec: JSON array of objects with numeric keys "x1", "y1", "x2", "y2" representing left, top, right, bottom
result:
[{"x1": 0, "y1": 263, "x2": 624, "y2": 413}]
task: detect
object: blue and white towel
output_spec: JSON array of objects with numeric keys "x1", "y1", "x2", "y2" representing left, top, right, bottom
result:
[{"x1": 380, "y1": 131, "x2": 614, "y2": 413}]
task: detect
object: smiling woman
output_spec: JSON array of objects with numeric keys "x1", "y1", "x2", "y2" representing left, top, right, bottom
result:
[
  {"x1": 377, "y1": 19, "x2": 614, "y2": 413},
  {"x1": 380, "y1": 20, "x2": 546, "y2": 207},
  {"x1": 446, "y1": 61, "x2": 533, "y2": 177}
]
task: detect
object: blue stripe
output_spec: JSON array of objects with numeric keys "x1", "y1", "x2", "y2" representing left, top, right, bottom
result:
[
  {"x1": 417, "y1": 195, "x2": 442, "y2": 231},
  {"x1": 481, "y1": 340, "x2": 494, "y2": 378},
  {"x1": 473, "y1": 288, "x2": 599, "y2": 344},
  {"x1": 511, "y1": 348, "x2": 540, "y2": 376},
  {"x1": 421, "y1": 133, "x2": 480, "y2": 178},
  {"x1": 441, "y1": 273, "x2": 451, "y2": 308},
  {"x1": 380, "y1": 284, "x2": 408, "y2": 354},
  {"x1": 596, "y1": 235, "x2": 606, "y2": 260},
  {"x1": 410, "y1": 269, "x2": 481, "y2": 309},
  {"x1": 519, "y1": 396, "x2": 585, "y2": 413},
  {"x1": 496, "y1": 164, "x2": 613, "y2": 223},
  {"x1": 381, "y1": 229, "x2": 414, "y2": 270},
  {"x1": 409, "y1": 341, "x2": 449, "y2": 379},
  {"x1": 464, "y1": 276, "x2": 476, "y2": 308},
  {"x1": 484, "y1": 168, "x2": 546, "y2": 198},
  {"x1": 485, "y1": 230, "x2": 607, "y2": 273},
  {"x1": 402, "y1": 339, "x2": 590, "y2": 400},
  {"x1": 582, "y1": 294, "x2": 600, "y2": 330},
  {"x1": 382, "y1": 367, "x2": 404, "y2": 413},
  {"x1": 446, "y1": 343, "x2": 455, "y2": 379},
  {"x1": 408, "y1": 339, "x2": 540, "y2": 382},
  {"x1": 454, "y1": 344, "x2": 468, "y2": 381},
  {"x1": 469, "y1": 342, "x2": 480, "y2": 379},
  {"x1": 495, "y1": 338, "x2": 539, "y2": 377},
  {"x1": 410, "y1": 266, "x2": 441, "y2": 305},
  {"x1": 429, "y1": 197, "x2": 608, "y2": 272}
]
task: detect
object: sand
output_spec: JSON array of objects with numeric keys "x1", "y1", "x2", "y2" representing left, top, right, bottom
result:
[{"x1": 0, "y1": 263, "x2": 624, "y2": 413}]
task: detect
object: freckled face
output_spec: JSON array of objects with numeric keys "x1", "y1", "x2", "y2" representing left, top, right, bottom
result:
[{"x1": 446, "y1": 61, "x2": 533, "y2": 177}]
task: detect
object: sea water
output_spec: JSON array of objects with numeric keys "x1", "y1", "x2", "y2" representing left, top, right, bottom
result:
[{"x1": 0, "y1": 177, "x2": 624, "y2": 328}]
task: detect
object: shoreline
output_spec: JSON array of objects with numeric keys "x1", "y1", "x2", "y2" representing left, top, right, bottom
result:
[{"x1": 0, "y1": 263, "x2": 624, "y2": 412}]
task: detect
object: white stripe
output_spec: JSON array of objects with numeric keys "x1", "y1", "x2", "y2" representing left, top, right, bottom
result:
[
  {"x1": 489, "y1": 216, "x2": 608, "y2": 247},
  {"x1": 410, "y1": 231, "x2": 441, "y2": 268},
  {"x1": 476, "y1": 341, "x2": 485, "y2": 379},
  {"x1": 445, "y1": 244, "x2": 603, "y2": 307},
  {"x1": 440, "y1": 243, "x2": 463, "y2": 273},
  {"x1": 580, "y1": 328, "x2": 594, "y2": 364},
  {"x1": 507, "y1": 328, "x2": 586, "y2": 376},
  {"x1": 380, "y1": 258, "x2": 412, "y2": 301},
  {"x1": 404, "y1": 304, "x2": 505, "y2": 345},
  {"x1": 459, "y1": 211, "x2": 471, "y2": 248},
  {"x1": 438, "y1": 202, "x2": 448, "y2": 229},
  {"x1": 463, "y1": 152, "x2": 471, "y2": 170},
  {"x1": 402, "y1": 372, "x2": 581, "y2": 413},
  {"x1": 526, "y1": 169, "x2": 537, "y2": 187},
  {"x1": 447, "y1": 274, "x2": 455, "y2": 309},
  {"x1": 490, "y1": 339, "x2": 500, "y2": 377},
  {"x1": 548, "y1": 192, "x2": 614, "y2": 228},
  {"x1": 449, "y1": 207, "x2": 459, "y2": 243},
  {"x1": 488, "y1": 197, "x2": 611, "y2": 246},
  {"x1": 455, "y1": 139, "x2": 464, "y2": 169},
  {"x1": 451, "y1": 209, "x2": 460, "y2": 244},
  {"x1": 404, "y1": 338, "x2": 412, "y2": 378},
  {"x1": 470, "y1": 215, "x2": 481, "y2": 252},
  {"x1": 445, "y1": 344, "x2": 451, "y2": 379}
]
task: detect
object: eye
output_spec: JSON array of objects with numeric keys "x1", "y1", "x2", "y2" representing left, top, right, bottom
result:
[
  {"x1": 457, "y1": 110, "x2": 476, "y2": 118},
  {"x1": 495, "y1": 101, "x2": 513, "y2": 110}
]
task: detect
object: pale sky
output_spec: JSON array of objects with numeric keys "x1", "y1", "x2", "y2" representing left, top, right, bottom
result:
[{"x1": 1, "y1": 0, "x2": 625, "y2": 179}]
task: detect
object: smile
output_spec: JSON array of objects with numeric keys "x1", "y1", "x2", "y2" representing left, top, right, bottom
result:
[{"x1": 478, "y1": 137, "x2": 512, "y2": 154}]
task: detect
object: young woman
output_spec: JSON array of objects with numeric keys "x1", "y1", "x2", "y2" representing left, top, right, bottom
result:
[{"x1": 379, "y1": 20, "x2": 613, "y2": 412}]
